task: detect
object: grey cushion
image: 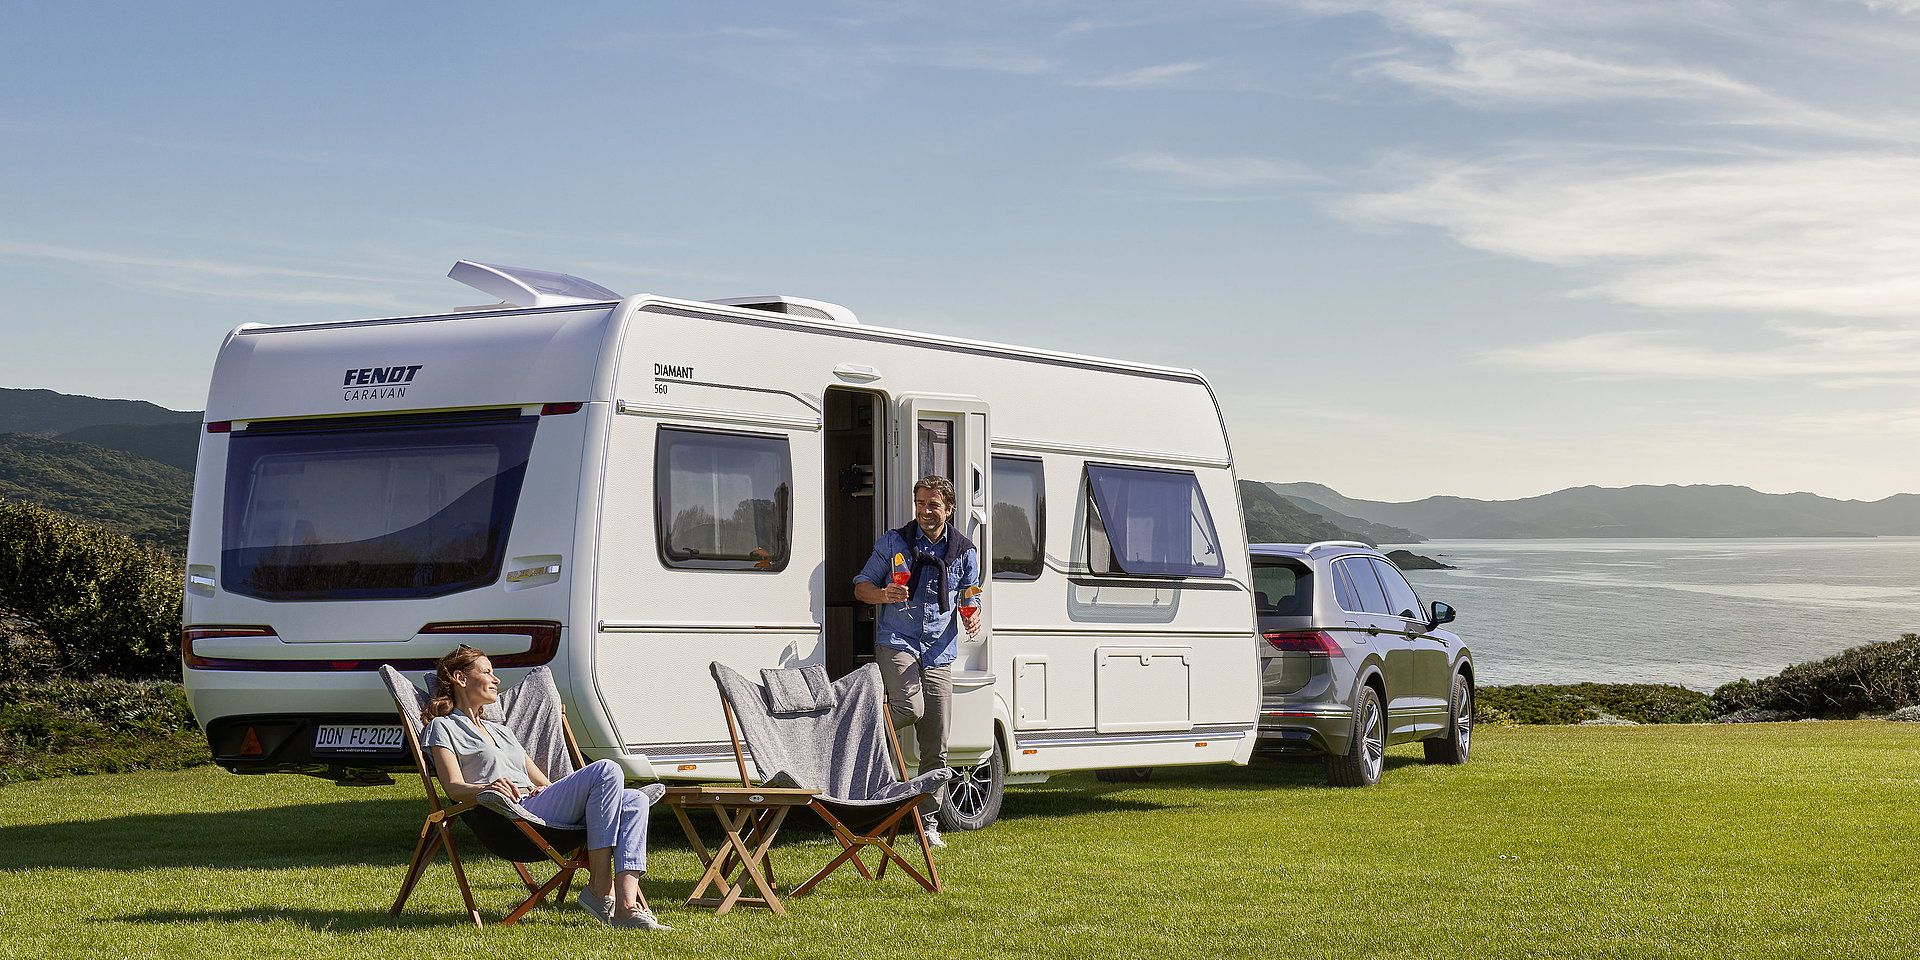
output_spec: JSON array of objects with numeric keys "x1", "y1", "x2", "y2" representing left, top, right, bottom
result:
[{"x1": 762, "y1": 664, "x2": 837, "y2": 714}]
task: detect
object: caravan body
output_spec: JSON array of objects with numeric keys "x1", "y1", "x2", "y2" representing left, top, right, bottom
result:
[{"x1": 182, "y1": 263, "x2": 1260, "y2": 823}]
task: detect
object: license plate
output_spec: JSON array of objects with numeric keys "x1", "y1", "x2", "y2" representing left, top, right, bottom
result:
[{"x1": 313, "y1": 724, "x2": 405, "y2": 754}]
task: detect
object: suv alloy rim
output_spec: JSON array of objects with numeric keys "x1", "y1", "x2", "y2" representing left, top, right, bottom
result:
[
  {"x1": 1361, "y1": 698, "x2": 1384, "y2": 782},
  {"x1": 1457, "y1": 687, "x2": 1472, "y2": 756}
]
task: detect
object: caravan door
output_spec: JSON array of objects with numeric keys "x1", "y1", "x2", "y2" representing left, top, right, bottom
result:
[{"x1": 896, "y1": 394, "x2": 994, "y2": 766}]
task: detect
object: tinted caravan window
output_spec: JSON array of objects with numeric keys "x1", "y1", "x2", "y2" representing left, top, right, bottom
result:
[
  {"x1": 1083, "y1": 464, "x2": 1225, "y2": 578},
  {"x1": 222, "y1": 412, "x2": 538, "y2": 601},
  {"x1": 991, "y1": 456, "x2": 1044, "y2": 578},
  {"x1": 656, "y1": 427, "x2": 792, "y2": 571}
]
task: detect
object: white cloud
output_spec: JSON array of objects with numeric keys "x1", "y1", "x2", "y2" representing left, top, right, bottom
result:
[
  {"x1": 1075, "y1": 61, "x2": 1208, "y2": 88},
  {"x1": 1341, "y1": 149, "x2": 1920, "y2": 318},
  {"x1": 0, "y1": 240, "x2": 424, "y2": 307},
  {"x1": 1483, "y1": 323, "x2": 1920, "y2": 381},
  {"x1": 1108, "y1": 152, "x2": 1327, "y2": 189}
]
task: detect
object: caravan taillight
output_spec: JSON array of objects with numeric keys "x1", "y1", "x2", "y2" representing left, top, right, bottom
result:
[
  {"x1": 182, "y1": 625, "x2": 277, "y2": 668},
  {"x1": 540, "y1": 402, "x2": 583, "y2": 416},
  {"x1": 206, "y1": 421, "x2": 232, "y2": 433},
  {"x1": 415, "y1": 621, "x2": 562, "y2": 667}
]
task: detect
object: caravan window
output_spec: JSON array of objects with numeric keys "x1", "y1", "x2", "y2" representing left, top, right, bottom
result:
[
  {"x1": 1082, "y1": 464, "x2": 1225, "y2": 578},
  {"x1": 656, "y1": 427, "x2": 792, "y2": 571},
  {"x1": 990, "y1": 456, "x2": 1044, "y2": 578},
  {"x1": 220, "y1": 413, "x2": 538, "y2": 601}
]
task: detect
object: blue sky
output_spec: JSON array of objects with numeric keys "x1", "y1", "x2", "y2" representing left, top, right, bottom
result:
[{"x1": 6, "y1": 1, "x2": 1920, "y2": 502}]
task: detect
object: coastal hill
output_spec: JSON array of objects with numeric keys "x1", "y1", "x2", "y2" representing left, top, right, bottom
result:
[{"x1": 1269, "y1": 481, "x2": 1920, "y2": 539}]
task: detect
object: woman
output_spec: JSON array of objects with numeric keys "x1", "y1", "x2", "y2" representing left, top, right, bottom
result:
[{"x1": 423, "y1": 647, "x2": 669, "y2": 931}]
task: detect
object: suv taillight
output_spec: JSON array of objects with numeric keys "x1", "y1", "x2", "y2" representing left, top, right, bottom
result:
[{"x1": 1264, "y1": 630, "x2": 1343, "y2": 658}]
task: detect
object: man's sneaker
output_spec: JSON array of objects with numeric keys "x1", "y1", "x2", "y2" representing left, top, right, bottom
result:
[
  {"x1": 921, "y1": 816, "x2": 947, "y2": 849},
  {"x1": 615, "y1": 906, "x2": 673, "y2": 931},
  {"x1": 575, "y1": 889, "x2": 615, "y2": 926}
]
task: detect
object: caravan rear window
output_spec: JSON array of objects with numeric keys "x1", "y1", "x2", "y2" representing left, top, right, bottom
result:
[
  {"x1": 221, "y1": 413, "x2": 538, "y2": 601},
  {"x1": 656, "y1": 427, "x2": 792, "y2": 571},
  {"x1": 1083, "y1": 464, "x2": 1225, "y2": 578}
]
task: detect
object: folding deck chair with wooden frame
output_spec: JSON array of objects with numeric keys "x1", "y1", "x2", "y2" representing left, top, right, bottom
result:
[
  {"x1": 379, "y1": 663, "x2": 618, "y2": 926},
  {"x1": 709, "y1": 661, "x2": 954, "y2": 896}
]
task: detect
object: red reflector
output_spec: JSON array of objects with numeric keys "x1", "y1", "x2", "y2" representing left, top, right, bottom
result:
[
  {"x1": 206, "y1": 421, "x2": 232, "y2": 433},
  {"x1": 1264, "y1": 630, "x2": 1343, "y2": 657},
  {"x1": 239, "y1": 727, "x2": 264, "y2": 756},
  {"x1": 331, "y1": 661, "x2": 360, "y2": 671},
  {"x1": 541, "y1": 402, "x2": 583, "y2": 416}
]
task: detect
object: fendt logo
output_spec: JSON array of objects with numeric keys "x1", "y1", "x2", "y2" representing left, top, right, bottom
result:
[{"x1": 342, "y1": 364, "x2": 423, "y2": 401}]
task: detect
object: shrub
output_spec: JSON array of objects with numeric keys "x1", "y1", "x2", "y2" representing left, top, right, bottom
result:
[
  {"x1": 0, "y1": 498, "x2": 182, "y2": 679},
  {"x1": 1477, "y1": 683, "x2": 1715, "y2": 725},
  {"x1": 1710, "y1": 633, "x2": 1920, "y2": 719},
  {"x1": 0, "y1": 676, "x2": 208, "y2": 782}
]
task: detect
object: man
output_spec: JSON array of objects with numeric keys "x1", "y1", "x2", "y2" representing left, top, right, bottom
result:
[{"x1": 852, "y1": 475, "x2": 982, "y2": 849}]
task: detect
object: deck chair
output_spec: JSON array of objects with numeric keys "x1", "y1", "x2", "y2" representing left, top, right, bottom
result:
[
  {"x1": 380, "y1": 663, "x2": 593, "y2": 927},
  {"x1": 710, "y1": 662, "x2": 954, "y2": 896}
]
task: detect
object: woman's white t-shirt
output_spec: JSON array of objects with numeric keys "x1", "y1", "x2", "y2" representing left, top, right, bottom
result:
[{"x1": 423, "y1": 712, "x2": 533, "y2": 789}]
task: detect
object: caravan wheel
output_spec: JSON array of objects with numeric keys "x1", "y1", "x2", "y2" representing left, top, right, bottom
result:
[{"x1": 939, "y1": 739, "x2": 1004, "y2": 831}]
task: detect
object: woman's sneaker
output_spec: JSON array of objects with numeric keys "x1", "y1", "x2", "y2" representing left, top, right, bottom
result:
[
  {"x1": 576, "y1": 889, "x2": 615, "y2": 925},
  {"x1": 921, "y1": 815, "x2": 946, "y2": 849},
  {"x1": 615, "y1": 906, "x2": 673, "y2": 931}
]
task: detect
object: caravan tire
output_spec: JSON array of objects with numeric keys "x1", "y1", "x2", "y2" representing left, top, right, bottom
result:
[{"x1": 939, "y1": 739, "x2": 1005, "y2": 832}]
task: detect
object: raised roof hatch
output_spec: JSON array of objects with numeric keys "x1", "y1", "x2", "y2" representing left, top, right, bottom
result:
[
  {"x1": 448, "y1": 260, "x2": 622, "y2": 308},
  {"x1": 706, "y1": 295, "x2": 859, "y2": 324}
]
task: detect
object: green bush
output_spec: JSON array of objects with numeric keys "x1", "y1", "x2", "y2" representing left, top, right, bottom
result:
[
  {"x1": 0, "y1": 676, "x2": 208, "y2": 782},
  {"x1": 1477, "y1": 683, "x2": 1715, "y2": 725},
  {"x1": 1710, "y1": 633, "x2": 1920, "y2": 719},
  {"x1": 0, "y1": 498, "x2": 182, "y2": 679}
]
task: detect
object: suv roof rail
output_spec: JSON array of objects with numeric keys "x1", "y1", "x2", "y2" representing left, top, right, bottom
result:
[{"x1": 1304, "y1": 540, "x2": 1374, "y2": 552}]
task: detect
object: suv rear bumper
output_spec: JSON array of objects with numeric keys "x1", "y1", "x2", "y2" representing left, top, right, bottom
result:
[{"x1": 1256, "y1": 704, "x2": 1354, "y2": 757}]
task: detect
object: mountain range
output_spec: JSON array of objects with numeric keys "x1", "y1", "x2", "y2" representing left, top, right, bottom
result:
[{"x1": 1268, "y1": 481, "x2": 1920, "y2": 539}]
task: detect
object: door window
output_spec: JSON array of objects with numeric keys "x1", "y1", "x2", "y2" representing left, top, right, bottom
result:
[
  {"x1": 1371, "y1": 557, "x2": 1426, "y2": 622},
  {"x1": 917, "y1": 418, "x2": 953, "y2": 481},
  {"x1": 1336, "y1": 557, "x2": 1391, "y2": 615}
]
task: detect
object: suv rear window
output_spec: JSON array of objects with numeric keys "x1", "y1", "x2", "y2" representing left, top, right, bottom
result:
[
  {"x1": 221, "y1": 413, "x2": 538, "y2": 601},
  {"x1": 1252, "y1": 560, "x2": 1312, "y2": 616}
]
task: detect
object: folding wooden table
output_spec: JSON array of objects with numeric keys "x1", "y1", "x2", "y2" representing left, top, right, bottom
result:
[{"x1": 662, "y1": 785, "x2": 820, "y2": 916}]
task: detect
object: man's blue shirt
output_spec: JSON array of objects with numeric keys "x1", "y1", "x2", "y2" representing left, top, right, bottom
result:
[{"x1": 854, "y1": 524, "x2": 981, "y2": 669}]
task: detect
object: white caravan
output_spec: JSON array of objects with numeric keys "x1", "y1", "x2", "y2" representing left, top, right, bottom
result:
[{"x1": 181, "y1": 261, "x2": 1260, "y2": 828}]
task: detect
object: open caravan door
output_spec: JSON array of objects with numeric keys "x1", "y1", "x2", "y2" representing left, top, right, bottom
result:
[{"x1": 894, "y1": 395, "x2": 997, "y2": 782}]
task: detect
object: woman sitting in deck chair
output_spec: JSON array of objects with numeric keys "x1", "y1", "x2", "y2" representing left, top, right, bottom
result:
[{"x1": 425, "y1": 647, "x2": 670, "y2": 931}]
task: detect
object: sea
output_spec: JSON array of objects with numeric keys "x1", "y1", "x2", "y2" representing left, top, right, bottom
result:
[{"x1": 1385, "y1": 538, "x2": 1920, "y2": 692}]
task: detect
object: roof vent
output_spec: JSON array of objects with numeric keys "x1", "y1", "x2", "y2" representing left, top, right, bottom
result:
[
  {"x1": 448, "y1": 260, "x2": 622, "y2": 308},
  {"x1": 706, "y1": 295, "x2": 859, "y2": 324}
]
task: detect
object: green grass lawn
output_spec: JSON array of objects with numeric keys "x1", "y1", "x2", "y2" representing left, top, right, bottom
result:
[{"x1": 4, "y1": 722, "x2": 1919, "y2": 960}]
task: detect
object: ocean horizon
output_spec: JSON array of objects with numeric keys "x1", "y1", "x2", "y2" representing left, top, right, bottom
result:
[{"x1": 1388, "y1": 537, "x2": 1920, "y2": 691}]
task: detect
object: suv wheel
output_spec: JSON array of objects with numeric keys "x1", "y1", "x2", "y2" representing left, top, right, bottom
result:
[
  {"x1": 1327, "y1": 685, "x2": 1384, "y2": 788},
  {"x1": 1423, "y1": 675, "x2": 1472, "y2": 765}
]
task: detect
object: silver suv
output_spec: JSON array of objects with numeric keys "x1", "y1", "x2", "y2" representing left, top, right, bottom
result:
[{"x1": 1250, "y1": 541, "x2": 1473, "y2": 787}]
